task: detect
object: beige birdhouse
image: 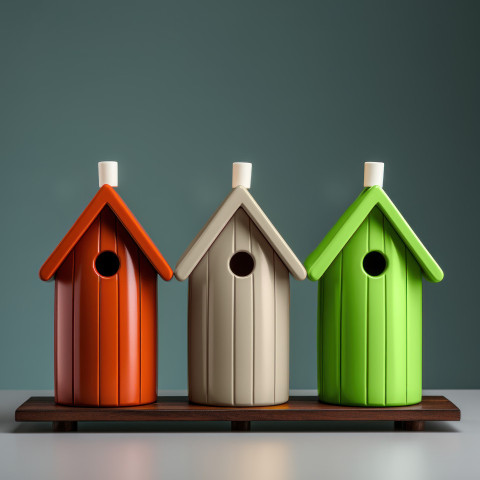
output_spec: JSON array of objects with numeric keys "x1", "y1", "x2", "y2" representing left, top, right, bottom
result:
[{"x1": 175, "y1": 163, "x2": 306, "y2": 406}]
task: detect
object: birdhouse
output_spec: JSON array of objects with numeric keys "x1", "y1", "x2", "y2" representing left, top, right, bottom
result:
[
  {"x1": 175, "y1": 163, "x2": 306, "y2": 406},
  {"x1": 304, "y1": 163, "x2": 443, "y2": 407},
  {"x1": 40, "y1": 162, "x2": 173, "y2": 407}
]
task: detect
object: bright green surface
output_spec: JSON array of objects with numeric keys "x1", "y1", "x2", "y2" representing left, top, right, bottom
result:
[
  {"x1": 0, "y1": 0, "x2": 478, "y2": 390},
  {"x1": 318, "y1": 253, "x2": 342, "y2": 404},
  {"x1": 384, "y1": 220, "x2": 408, "y2": 405},
  {"x1": 366, "y1": 208, "x2": 386, "y2": 405},
  {"x1": 406, "y1": 251, "x2": 423, "y2": 404},
  {"x1": 318, "y1": 209, "x2": 423, "y2": 406},
  {"x1": 305, "y1": 186, "x2": 444, "y2": 283},
  {"x1": 340, "y1": 219, "x2": 368, "y2": 405}
]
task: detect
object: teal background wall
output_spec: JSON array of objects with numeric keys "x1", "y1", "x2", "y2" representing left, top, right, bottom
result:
[{"x1": 0, "y1": 0, "x2": 478, "y2": 390}]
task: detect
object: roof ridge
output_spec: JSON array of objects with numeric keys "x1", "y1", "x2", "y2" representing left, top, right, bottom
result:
[
  {"x1": 304, "y1": 186, "x2": 443, "y2": 283},
  {"x1": 175, "y1": 187, "x2": 306, "y2": 281},
  {"x1": 39, "y1": 185, "x2": 173, "y2": 281}
]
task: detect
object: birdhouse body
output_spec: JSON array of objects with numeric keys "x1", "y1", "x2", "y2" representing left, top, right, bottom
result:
[
  {"x1": 318, "y1": 206, "x2": 423, "y2": 407},
  {"x1": 41, "y1": 183, "x2": 173, "y2": 407},
  {"x1": 187, "y1": 207, "x2": 291, "y2": 406},
  {"x1": 305, "y1": 185, "x2": 443, "y2": 408},
  {"x1": 53, "y1": 207, "x2": 157, "y2": 406},
  {"x1": 175, "y1": 176, "x2": 306, "y2": 407}
]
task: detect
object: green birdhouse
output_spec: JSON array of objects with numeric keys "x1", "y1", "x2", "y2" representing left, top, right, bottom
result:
[{"x1": 304, "y1": 163, "x2": 443, "y2": 407}]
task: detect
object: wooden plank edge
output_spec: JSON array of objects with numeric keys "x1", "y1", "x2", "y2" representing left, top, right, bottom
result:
[{"x1": 15, "y1": 395, "x2": 461, "y2": 423}]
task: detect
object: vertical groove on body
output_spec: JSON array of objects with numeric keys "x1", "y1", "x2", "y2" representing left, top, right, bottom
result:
[
  {"x1": 117, "y1": 221, "x2": 141, "y2": 405},
  {"x1": 73, "y1": 218, "x2": 100, "y2": 405},
  {"x1": 116, "y1": 220, "x2": 120, "y2": 404},
  {"x1": 384, "y1": 219, "x2": 407, "y2": 405},
  {"x1": 273, "y1": 251, "x2": 275, "y2": 403},
  {"x1": 366, "y1": 216, "x2": 369, "y2": 405},
  {"x1": 188, "y1": 254, "x2": 209, "y2": 404},
  {"x1": 317, "y1": 275, "x2": 324, "y2": 400},
  {"x1": 207, "y1": 220, "x2": 235, "y2": 405},
  {"x1": 251, "y1": 219, "x2": 255, "y2": 404},
  {"x1": 384, "y1": 216, "x2": 387, "y2": 406},
  {"x1": 72, "y1": 249, "x2": 75, "y2": 403},
  {"x1": 234, "y1": 209, "x2": 254, "y2": 405},
  {"x1": 140, "y1": 253, "x2": 157, "y2": 404},
  {"x1": 274, "y1": 253, "x2": 289, "y2": 404},
  {"x1": 206, "y1": 253, "x2": 209, "y2": 404},
  {"x1": 341, "y1": 220, "x2": 368, "y2": 405},
  {"x1": 251, "y1": 222, "x2": 275, "y2": 405},
  {"x1": 138, "y1": 249, "x2": 141, "y2": 404},
  {"x1": 406, "y1": 250, "x2": 422, "y2": 404},
  {"x1": 319, "y1": 252, "x2": 342, "y2": 404},
  {"x1": 339, "y1": 251, "x2": 343, "y2": 405},
  {"x1": 55, "y1": 250, "x2": 75, "y2": 404},
  {"x1": 233, "y1": 216, "x2": 236, "y2": 404},
  {"x1": 99, "y1": 207, "x2": 118, "y2": 405},
  {"x1": 98, "y1": 222, "x2": 101, "y2": 405},
  {"x1": 367, "y1": 208, "x2": 386, "y2": 405}
]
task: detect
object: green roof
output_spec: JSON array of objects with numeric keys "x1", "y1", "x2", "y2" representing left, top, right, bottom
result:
[{"x1": 304, "y1": 186, "x2": 444, "y2": 283}]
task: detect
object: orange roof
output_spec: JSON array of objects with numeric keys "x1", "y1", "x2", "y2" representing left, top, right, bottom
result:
[{"x1": 39, "y1": 185, "x2": 173, "y2": 281}]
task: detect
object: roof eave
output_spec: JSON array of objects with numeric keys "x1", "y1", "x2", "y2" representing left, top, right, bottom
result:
[
  {"x1": 305, "y1": 186, "x2": 443, "y2": 283},
  {"x1": 39, "y1": 185, "x2": 173, "y2": 282},
  {"x1": 175, "y1": 186, "x2": 306, "y2": 281}
]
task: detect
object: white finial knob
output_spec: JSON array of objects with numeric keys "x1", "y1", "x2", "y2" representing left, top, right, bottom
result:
[
  {"x1": 98, "y1": 161, "x2": 118, "y2": 187},
  {"x1": 364, "y1": 162, "x2": 384, "y2": 188},
  {"x1": 232, "y1": 162, "x2": 252, "y2": 189}
]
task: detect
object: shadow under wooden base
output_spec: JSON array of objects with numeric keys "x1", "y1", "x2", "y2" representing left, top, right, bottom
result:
[
  {"x1": 53, "y1": 421, "x2": 78, "y2": 432},
  {"x1": 394, "y1": 420, "x2": 426, "y2": 431},
  {"x1": 231, "y1": 420, "x2": 251, "y2": 432},
  {"x1": 16, "y1": 396, "x2": 460, "y2": 433}
]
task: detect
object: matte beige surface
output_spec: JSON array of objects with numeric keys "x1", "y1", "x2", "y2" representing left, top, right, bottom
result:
[
  {"x1": 274, "y1": 253, "x2": 290, "y2": 404},
  {"x1": 187, "y1": 254, "x2": 208, "y2": 404},
  {"x1": 252, "y1": 222, "x2": 276, "y2": 405},
  {"x1": 174, "y1": 186, "x2": 306, "y2": 281},
  {"x1": 188, "y1": 209, "x2": 290, "y2": 406},
  {"x1": 179, "y1": 182, "x2": 304, "y2": 406},
  {"x1": 207, "y1": 219, "x2": 235, "y2": 405},
  {"x1": 233, "y1": 209, "x2": 254, "y2": 405}
]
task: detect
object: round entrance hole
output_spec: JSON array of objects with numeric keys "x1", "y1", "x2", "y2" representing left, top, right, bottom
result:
[
  {"x1": 229, "y1": 251, "x2": 255, "y2": 277},
  {"x1": 95, "y1": 251, "x2": 120, "y2": 277},
  {"x1": 363, "y1": 251, "x2": 386, "y2": 277}
]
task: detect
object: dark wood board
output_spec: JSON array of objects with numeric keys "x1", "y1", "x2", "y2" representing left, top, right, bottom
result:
[{"x1": 15, "y1": 395, "x2": 460, "y2": 432}]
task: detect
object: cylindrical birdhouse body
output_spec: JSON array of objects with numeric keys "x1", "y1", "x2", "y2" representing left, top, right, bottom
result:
[
  {"x1": 318, "y1": 207, "x2": 423, "y2": 407},
  {"x1": 54, "y1": 207, "x2": 158, "y2": 407},
  {"x1": 187, "y1": 208, "x2": 290, "y2": 406}
]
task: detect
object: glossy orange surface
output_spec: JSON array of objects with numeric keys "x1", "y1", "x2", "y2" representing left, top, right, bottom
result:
[
  {"x1": 117, "y1": 220, "x2": 141, "y2": 405},
  {"x1": 39, "y1": 184, "x2": 173, "y2": 281},
  {"x1": 140, "y1": 253, "x2": 158, "y2": 404},
  {"x1": 99, "y1": 207, "x2": 119, "y2": 406},
  {"x1": 54, "y1": 250, "x2": 74, "y2": 405},
  {"x1": 73, "y1": 217, "x2": 100, "y2": 405},
  {"x1": 51, "y1": 205, "x2": 161, "y2": 407}
]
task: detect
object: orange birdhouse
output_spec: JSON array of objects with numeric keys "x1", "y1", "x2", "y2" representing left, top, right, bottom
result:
[{"x1": 40, "y1": 162, "x2": 173, "y2": 407}]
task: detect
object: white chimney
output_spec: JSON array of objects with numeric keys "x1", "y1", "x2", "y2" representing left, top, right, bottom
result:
[
  {"x1": 232, "y1": 162, "x2": 252, "y2": 189},
  {"x1": 364, "y1": 162, "x2": 384, "y2": 188},
  {"x1": 98, "y1": 161, "x2": 118, "y2": 187}
]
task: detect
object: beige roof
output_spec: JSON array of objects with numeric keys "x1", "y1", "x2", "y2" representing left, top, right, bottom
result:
[{"x1": 175, "y1": 186, "x2": 307, "y2": 281}]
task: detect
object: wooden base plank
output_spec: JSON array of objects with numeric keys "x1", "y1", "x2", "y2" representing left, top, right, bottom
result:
[{"x1": 15, "y1": 396, "x2": 460, "y2": 432}]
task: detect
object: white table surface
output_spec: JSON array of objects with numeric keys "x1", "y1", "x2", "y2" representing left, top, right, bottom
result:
[{"x1": 1, "y1": 389, "x2": 478, "y2": 480}]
